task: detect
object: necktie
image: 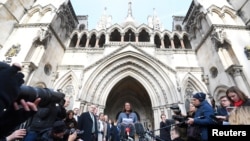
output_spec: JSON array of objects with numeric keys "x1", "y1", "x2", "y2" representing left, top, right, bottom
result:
[{"x1": 91, "y1": 113, "x2": 95, "y2": 133}]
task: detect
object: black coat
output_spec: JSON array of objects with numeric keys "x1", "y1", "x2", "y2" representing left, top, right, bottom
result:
[
  {"x1": 159, "y1": 119, "x2": 173, "y2": 141},
  {"x1": 77, "y1": 112, "x2": 98, "y2": 141}
]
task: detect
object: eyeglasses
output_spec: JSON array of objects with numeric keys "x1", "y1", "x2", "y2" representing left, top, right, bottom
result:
[{"x1": 221, "y1": 100, "x2": 228, "y2": 102}]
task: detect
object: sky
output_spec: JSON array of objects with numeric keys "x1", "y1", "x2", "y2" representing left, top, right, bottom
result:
[{"x1": 70, "y1": 0, "x2": 193, "y2": 31}]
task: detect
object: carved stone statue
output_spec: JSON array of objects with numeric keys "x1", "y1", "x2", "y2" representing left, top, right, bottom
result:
[
  {"x1": 33, "y1": 26, "x2": 51, "y2": 47},
  {"x1": 211, "y1": 28, "x2": 225, "y2": 47}
]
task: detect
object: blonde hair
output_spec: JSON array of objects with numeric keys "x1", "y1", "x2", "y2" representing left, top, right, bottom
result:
[{"x1": 229, "y1": 106, "x2": 250, "y2": 125}]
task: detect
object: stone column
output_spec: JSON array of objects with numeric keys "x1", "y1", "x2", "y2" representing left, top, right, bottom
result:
[
  {"x1": 153, "y1": 107, "x2": 160, "y2": 135},
  {"x1": 76, "y1": 37, "x2": 81, "y2": 48},
  {"x1": 161, "y1": 38, "x2": 165, "y2": 48},
  {"x1": 21, "y1": 61, "x2": 37, "y2": 83},
  {"x1": 105, "y1": 33, "x2": 110, "y2": 44},
  {"x1": 170, "y1": 38, "x2": 175, "y2": 49},
  {"x1": 135, "y1": 33, "x2": 139, "y2": 42},
  {"x1": 85, "y1": 37, "x2": 90, "y2": 47},
  {"x1": 121, "y1": 33, "x2": 124, "y2": 43},
  {"x1": 150, "y1": 33, "x2": 154, "y2": 44},
  {"x1": 95, "y1": 37, "x2": 100, "y2": 48},
  {"x1": 226, "y1": 65, "x2": 250, "y2": 97},
  {"x1": 180, "y1": 39, "x2": 185, "y2": 49}
]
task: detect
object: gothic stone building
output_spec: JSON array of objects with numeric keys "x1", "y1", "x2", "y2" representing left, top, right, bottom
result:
[{"x1": 0, "y1": 0, "x2": 250, "y2": 131}]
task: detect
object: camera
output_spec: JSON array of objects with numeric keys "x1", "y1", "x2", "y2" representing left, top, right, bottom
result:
[
  {"x1": 69, "y1": 128, "x2": 84, "y2": 136},
  {"x1": 17, "y1": 85, "x2": 65, "y2": 107},
  {"x1": 65, "y1": 128, "x2": 84, "y2": 139}
]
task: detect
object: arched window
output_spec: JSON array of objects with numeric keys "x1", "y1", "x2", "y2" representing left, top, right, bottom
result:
[
  {"x1": 183, "y1": 35, "x2": 192, "y2": 49},
  {"x1": 173, "y1": 35, "x2": 181, "y2": 49},
  {"x1": 164, "y1": 34, "x2": 171, "y2": 48},
  {"x1": 69, "y1": 34, "x2": 78, "y2": 47},
  {"x1": 79, "y1": 24, "x2": 85, "y2": 31},
  {"x1": 99, "y1": 34, "x2": 106, "y2": 47},
  {"x1": 79, "y1": 34, "x2": 87, "y2": 47},
  {"x1": 154, "y1": 34, "x2": 161, "y2": 48},
  {"x1": 138, "y1": 29, "x2": 150, "y2": 42},
  {"x1": 110, "y1": 29, "x2": 121, "y2": 41},
  {"x1": 89, "y1": 34, "x2": 96, "y2": 47},
  {"x1": 175, "y1": 25, "x2": 182, "y2": 32},
  {"x1": 124, "y1": 29, "x2": 135, "y2": 42}
]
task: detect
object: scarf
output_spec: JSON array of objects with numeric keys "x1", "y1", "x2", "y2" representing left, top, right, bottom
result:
[{"x1": 234, "y1": 100, "x2": 244, "y2": 107}]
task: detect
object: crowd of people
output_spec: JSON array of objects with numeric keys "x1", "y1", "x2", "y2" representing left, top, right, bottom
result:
[
  {"x1": 1, "y1": 61, "x2": 250, "y2": 141},
  {"x1": 159, "y1": 87, "x2": 250, "y2": 141}
]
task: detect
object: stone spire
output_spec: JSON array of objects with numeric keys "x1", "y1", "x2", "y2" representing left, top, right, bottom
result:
[
  {"x1": 96, "y1": 6, "x2": 112, "y2": 31},
  {"x1": 127, "y1": 0, "x2": 133, "y2": 18},
  {"x1": 122, "y1": 0, "x2": 137, "y2": 27},
  {"x1": 147, "y1": 8, "x2": 164, "y2": 31}
]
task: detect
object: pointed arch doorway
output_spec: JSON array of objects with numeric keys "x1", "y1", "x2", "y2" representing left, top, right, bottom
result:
[{"x1": 104, "y1": 76, "x2": 154, "y2": 129}]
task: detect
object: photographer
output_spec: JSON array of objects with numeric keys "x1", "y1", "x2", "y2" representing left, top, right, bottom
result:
[
  {"x1": 170, "y1": 105, "x2": 187, "y2": 141},
  {"x1": 23, "y1": 96, "x2": 67, "y2": 141},
  {"x1": 0, "y1": 62, "x2": 41, "y2": 137},
  {"x1": 40, "y1": 120, "x2": 77, "y2": 141},
  {"x1": 186, "y1": 92, "x2": 215, "y2": 141}
]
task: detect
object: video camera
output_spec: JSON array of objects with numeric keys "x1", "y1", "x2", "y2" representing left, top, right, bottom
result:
[{"x1": 18, "y1": 85, "x2": 65, "y2": 107}]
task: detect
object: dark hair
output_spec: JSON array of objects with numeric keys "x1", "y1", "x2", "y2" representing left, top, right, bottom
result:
[
  {"x1": 226, "y1": 86, "x2": 249, "y2": 103},
  {"x1": 123, "y1": 102, "x2": 132, "y2": 113},
  {"x1": 219, "y1": 95, "x2": 228, "y2": 100},
  {"x1": 160, "y1": 113, "x2": 166, "y2": 119},
  {"x1": 66, "y1": 110, "x2": 74, "y2": 119}
]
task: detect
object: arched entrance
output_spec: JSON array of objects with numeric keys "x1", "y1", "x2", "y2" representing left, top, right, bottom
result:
[{"x1": 104, "y1": 76, "x2": 153, "y2": 129}]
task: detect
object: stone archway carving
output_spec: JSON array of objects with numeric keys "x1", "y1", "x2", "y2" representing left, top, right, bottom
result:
[{"x1": 79, "y1": 49, "x2": 179, "y2": 130}]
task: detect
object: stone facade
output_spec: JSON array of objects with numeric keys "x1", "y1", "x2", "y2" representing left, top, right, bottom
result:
[{"x1": 0, "y1": 0, "x2": 250, "y2": 132}]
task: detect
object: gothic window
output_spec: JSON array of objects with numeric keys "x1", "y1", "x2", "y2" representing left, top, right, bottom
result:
[
  {"x1": 175, "y1": 25, "x2": 182, "y2": 31},
  {"x1": 124, "y1": 29, "x2": 135, "y2": 42},
  {"x1": 163, "y1": 34, "x2": 171, "y2": 48},
  {"x1": 99, "y1": 34, "x2": 106, "y2": 47},
  {"x1": 69, "y1": 34, "x2": 78, "y2": 47},
  {"x1": 79, "y1": 24, "x2": 85, "y2": 31},
  {"x1": 185, "y1": 84, "x2": 194, "y2": 111},
  {"x1": 89, "y1": 34, "x2": 96, "y2": 47},
  {"x1": 154, "y1": 34, "x2": 161, "y2": 48},
  {"x1": 79, "y1": 34, "x2": 87, "y2": 47},
  {"x1": 244, "y1": 46, "x2": 250, "y2": 60},
  {"x1": 44, "y1": 63, "x2": 52, "y2": 76},
  {"x1": 110, "y1": 29, "x2": 121, "y2": 41},
  {"x1": 138, "y1": 29, "x2": 150, "y2": 42},
  {"x1": 210, "y1": 67, "x2": 218, "y2": 78},
  {"x1": 173, "y1": 35, "x2": 181, "y2": 49},
  {"x1": 63, "y1": 84, "x2": 75, "y2": 96},
  {"x1": 183, "y1": 35, "x2": 192, "y2": 49}
]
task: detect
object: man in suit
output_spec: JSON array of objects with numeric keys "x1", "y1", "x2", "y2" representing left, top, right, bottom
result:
[
  {"x1": 73, "y1": 108, "x2": 80, "y2": 122},
  {"x1": 104, "y1": 115, "x2": 111, "y2": 141},
  {"x1": 78, "y1": 104, "x2": 98, "y2": 141}
]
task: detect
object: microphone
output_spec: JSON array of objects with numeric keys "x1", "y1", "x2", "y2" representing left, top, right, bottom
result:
[
  {"x1": 120, "y1": 124, "x2": 126, "y2": 138},
  {"x1": 134, "y1": 122, "x2": 145, "y2": 136}
]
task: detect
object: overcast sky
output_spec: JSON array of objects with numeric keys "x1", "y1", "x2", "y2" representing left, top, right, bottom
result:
[{"x1": 70, "y1": 0, "x2": 192, "y2": 30}]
